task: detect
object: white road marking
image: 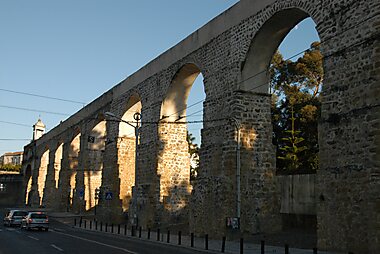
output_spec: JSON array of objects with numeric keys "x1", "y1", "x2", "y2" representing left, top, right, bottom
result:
[
  {"x1": 6, "y1": 228, "x2": 15, "y2": 231},
  {"x1": 27, "y1": 235, "x2": 39, "y2": 241},
  {"x1": 50, "y1": 244, "x2": 63, "y2": 251},
  {"x1": 53, "y1": 231, "x2": 138, "y2": 254}
]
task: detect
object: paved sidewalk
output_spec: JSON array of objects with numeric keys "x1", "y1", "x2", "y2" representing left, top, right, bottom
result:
[{"x1": 49, "y1": 213, "x2": 343, "y2": 254}]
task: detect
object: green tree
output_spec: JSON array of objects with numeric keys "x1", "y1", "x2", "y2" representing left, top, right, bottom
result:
[
  {"x1": 277, "y1": 106, "x2": 308, "y2": 170},
  {"x1": 187, "y1": 131, "x2": 199, "y2": 180},
  {"x1": 0, "y1": 164, "x2": 21, "y2": 173},
  {"x1": 271, "y1": 42, "x2": 323, "y2": 174}
]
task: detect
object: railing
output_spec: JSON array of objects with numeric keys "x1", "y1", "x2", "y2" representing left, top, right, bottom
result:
[{"x1": 74, "y1": 218, "x2": 348, "y2": 254}]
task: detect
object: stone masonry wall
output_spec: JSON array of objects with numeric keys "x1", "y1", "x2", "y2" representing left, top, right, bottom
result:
[
  {"x1": 24, "y1": 0, "x2": 380, "y2": 252},
  {"x1": 232, "y1": 91, "x2": 280, "y2": 234},
  {"x1": 117, "y1": 137, "x2": 135, "y2": 211},
  {"x1": 157, "y1": 122, "x2": 191, "y2": 226}
]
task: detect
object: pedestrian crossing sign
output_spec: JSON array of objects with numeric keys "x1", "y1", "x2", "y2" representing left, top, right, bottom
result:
[{"x1": 105, "y1": 191, "x2": 113, "y2": 200}]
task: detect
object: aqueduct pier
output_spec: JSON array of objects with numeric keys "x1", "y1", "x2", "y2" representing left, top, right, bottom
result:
[{"x1": 21, "y1": 0, "x2": 380, "y2": 252}]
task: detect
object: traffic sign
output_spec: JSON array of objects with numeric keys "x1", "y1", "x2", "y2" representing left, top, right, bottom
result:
[
  {"x1": 105, "y1": 191, "x2": 113, "y2": 200},
  {"x1": 78, "y1": 189, "x2": 84, "y2": 200}
]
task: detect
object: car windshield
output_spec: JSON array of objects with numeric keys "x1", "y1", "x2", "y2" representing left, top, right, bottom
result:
[
  {"x1": 13, "y1": 211, "x2": 28, "y2": 216},
  {"x1": 30, "y1": 214, "x2": 47, "y2": 219}
]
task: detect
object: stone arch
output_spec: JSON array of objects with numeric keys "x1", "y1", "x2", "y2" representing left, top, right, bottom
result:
[
  {"x1": 67, "y1": 131, "x2": 81, "y2": 210},
  {"x1": 238, "y1": 6, "x2": 323, "y2": 234},
  {"x1": 118, "y1": 92, "x2": 142, "y2": 211},
  {"x1": 158, "y1": 63, "x2": 204, "y2": 222},
  {"x1": 85, "y1": 119, "x2": 106, "y2": 210},
  {"x1": 24, "y1": 164, "x2": 32, "y2": 205},
  {"x1": 240, "y1": 8, "x2": 320, "y2": 93},
  {"x1": 54, "y1": 141, "x2": 64, "y2": 189},
  {"x1": 161, "y1": 63, "x2": 203, "y2": 121},
  {"x1": 38, "y1": 146, "x2": 50, "y2": 206}
]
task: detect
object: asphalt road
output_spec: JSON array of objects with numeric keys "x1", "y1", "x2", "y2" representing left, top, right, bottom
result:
[{"x1": 0, "y1": 208, "x2": 205, "y2": 254}]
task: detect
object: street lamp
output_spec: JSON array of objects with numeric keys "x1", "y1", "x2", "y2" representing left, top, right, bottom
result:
[
  {"x1": 104, "y1": 111, "x2": 141, "y2": 188},
  {"x1": 230, "y1": 118, "x2": 241, "y2": 222}
]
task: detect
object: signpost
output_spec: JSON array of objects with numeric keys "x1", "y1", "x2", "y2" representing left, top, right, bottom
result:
[
  {"x1": 78, "y1": 189, "x2": 84, "y2": 200},
  {"x1": 94, "y1": 188, "x2": 100, "y2": 215},
  {"x1": 105, "y1": 191, "x2": 113, "y2": 200}
]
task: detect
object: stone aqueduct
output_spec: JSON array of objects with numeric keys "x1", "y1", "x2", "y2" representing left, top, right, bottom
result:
[{"x1": 21, "y1": 0, "x2": 379, "y2": 252}]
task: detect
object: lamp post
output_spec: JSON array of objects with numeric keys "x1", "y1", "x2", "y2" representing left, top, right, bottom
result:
[
  {"x1": 104, "y1": 111, "x2": 141, "y2": 189},
  {"x1": 230, "y1": 118, "x2": 241, "y2": 221}
]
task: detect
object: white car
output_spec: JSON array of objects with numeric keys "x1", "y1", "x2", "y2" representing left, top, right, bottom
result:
[
  {"x1": 3, "y1": 210, "x2": 28, "y2": 227},
  {"x1": 21, "y1": 212, "x2": 49, "y2": 231}
]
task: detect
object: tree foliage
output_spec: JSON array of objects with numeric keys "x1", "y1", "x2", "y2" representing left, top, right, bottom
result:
[
  {"x1": 271, "y1": 42, "x2": 323, "y2": 174},
  {"x1": 187, "y1": 132, "x2": 199, "y2": 181},
  {"x1": 0, "y1": 164, "x2": 21, "y2": 173}
]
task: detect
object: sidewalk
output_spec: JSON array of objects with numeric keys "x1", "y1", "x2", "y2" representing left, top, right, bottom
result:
[{"x1": 49, "y1": 213, "x2": 343, "y2": 254}]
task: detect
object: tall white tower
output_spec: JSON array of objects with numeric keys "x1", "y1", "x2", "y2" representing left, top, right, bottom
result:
[{"x1": 33, "y1": 119, "x2": 46, "y2": 140}]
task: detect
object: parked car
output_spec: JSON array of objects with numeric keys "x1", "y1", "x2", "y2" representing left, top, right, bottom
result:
[
  {"x1": 21, "y1": 212, "x2": 49, "y2": 231},
  {"x1": 3, "y1": 209, "x2": 28, "y2": 227}
]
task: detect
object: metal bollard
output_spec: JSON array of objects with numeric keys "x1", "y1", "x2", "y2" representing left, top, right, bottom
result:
[
  {"x1": 84, "y1": 220, "x2": 87, "y2": 229},
  {"x1": 285, "y1": 244, "x2": 289, "y2": 254},
  {"x1": 178, "y1": 231, "x2": 182, "y2": 245},
  {"x1": 221, "y1": 236, "x2": 226, "y2": 253},
  {"x1": 167, "y1": 230, "x2": 170, "y2": 243},
  {"x1": 100, "y1": 222, "x2": 103, "y2": 231},
  {"x1": 313, "y1": 247, "x2": 317, "y2": 254},
  {"x1": 74, "y1": 218, "x2": 77, "y2": 226},
  {"x1": 191, "y1": 233, "x2": 194, "y2": 247},
  {"x1": 124, "y1": 224, "x2": 127, "y2": 235},
  {"x1": 240, "y1": 238, "x2": 244, "y2": 254},
  {"x1": 148, "y1": 228, "x2": 151, "y2": 239},
  {"x1": 105, "y1": 223, "x2": 108, "y2": 232},
  {"x1": 139, "y1": 227, "x2": 142, "y2": 238},
  {"x1": 95, "y1": 220, "x2": 97, "y2": 230},
  {"x1": 157, "y1": 228, "x2": 160, "y2": 241},
  {"x1": 90, "y1": 220, "x2": 92, "y2": 230},
  {"x1": 111, "y1": 224, "x2": 114, "y2": 233},
  {"x1": 261, "y1": 240, "x2": 265, "y2": 254},
  {"x1": 205, "y1": 234, "x2": 208, "y2": 250},
  {"x1": 118, "y1": 224, "x2": 120, "y2": 234},
  {"x1": 79, "y1": 217, "x2": 82, "y2": 228}
]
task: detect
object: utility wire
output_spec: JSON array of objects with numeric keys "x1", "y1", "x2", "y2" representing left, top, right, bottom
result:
[
  {"x1": 1, "y1": 30, "x2": 378, "y2": 130},
  {"x1": 1, "y1": 12, "x2": 378, "y2": 129},
  {"x1": 157, "y1": 12, "x2": 380, "y2": 121},
  {"x1": 0, "y1": 105, "x2": 70, "y2": 116},
  {"x1": 0, "y1": 120, "x2": 31, "y2": 128},
  {"x1": 0, "y1": 138, "x2": 31, "y2": 141},
  {"x1": 0, "y1": 88, "x2": 86, "y2": 105}
]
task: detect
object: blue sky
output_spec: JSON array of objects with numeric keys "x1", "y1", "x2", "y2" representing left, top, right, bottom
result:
[{"x1": 0, "y1": 0, "x2": 319, "y2": 153}]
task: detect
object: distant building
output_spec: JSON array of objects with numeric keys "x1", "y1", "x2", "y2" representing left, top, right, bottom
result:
[
  {"x1": 0, "y1": 151, "x2": 23, "y2": 166},
  {"x1": 33, "y1": 118, "x2": 46, "y2": 140}
]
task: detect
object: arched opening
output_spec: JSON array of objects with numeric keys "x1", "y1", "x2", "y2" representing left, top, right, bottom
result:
[
  {"x1": 38, "y1": 148, "x2": 50, "y2": 206},
  {"x1": 241, "y1": 9, "x2": 309, "y2": 93},
  {"x1": 159, "y1": 63, "x2": 205, "y2": 222},
  {"x1": 187, "y1": 73, "x2": 204, "y2": 182},
  {"x1": 118, "y1": 94, "x2": 142, "y2": 211},
  {"x1": 54, "y1": 143, "x2": 63, "y2": 189},
  {"x1": 68, "y1": 132, "x2": 80, "y2": 210},
  {"x1": 24, "y1": 164, "x2": 32, "y2": 205},
  {"x1": 240, "y1": 8, "x2": 322, "y2": 244},
  {"x1": 85, "y1": 120, "x2": 105, "y2": 210}
]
